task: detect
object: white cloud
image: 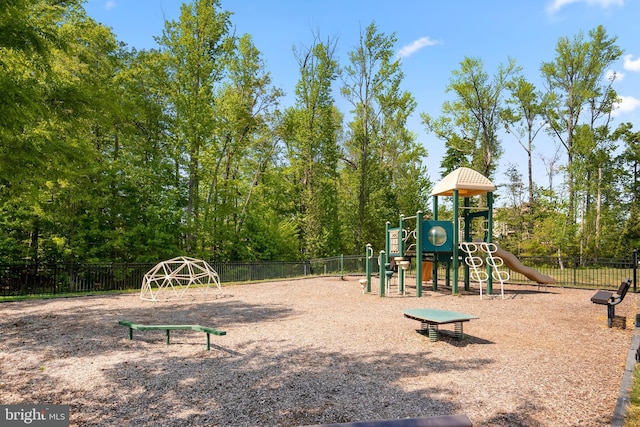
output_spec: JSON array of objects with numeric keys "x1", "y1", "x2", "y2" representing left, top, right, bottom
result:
[
  {"x1": 105, "y1": 0, "x2": 116, "y2": 10},
  {"x1": 546, "y1": 0, "x2": 623, "y2": 14},
  {"x1": 613, "y1": 95, "x2": 640, "y2": 116},
  {"x1": 546, "y1": 0, "x2": 580, "y2": 14},
  {"x1": 623, "y1": 55, "x2": 640, "y2": 72},
  {"x1": 605, "y1": 69, "x2": 624, "y2": 82},
  {"x1": 397, "y1": 37, "x2": 439, "y2": 59}
]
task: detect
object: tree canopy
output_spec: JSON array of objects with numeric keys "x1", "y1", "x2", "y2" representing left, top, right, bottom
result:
[{"x1": 0, "y1": 1, "x2": 636, "y2": 263}]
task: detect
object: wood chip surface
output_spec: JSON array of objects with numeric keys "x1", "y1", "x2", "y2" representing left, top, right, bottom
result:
[{"x1": 0, "y1": 276, "x2": 635, "y2": 426}]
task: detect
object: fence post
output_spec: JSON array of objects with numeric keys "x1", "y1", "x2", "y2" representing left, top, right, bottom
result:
[
  {"x1": 633, "y1": 249, "x2": 638, "y2": 293},
  {"x1": 340, "y1": 254, "x2": 344, "y2": 279}
]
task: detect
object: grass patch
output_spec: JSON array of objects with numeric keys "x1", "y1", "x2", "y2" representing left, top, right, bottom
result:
[
  {"x1": 0, "y1": 288, "x2": 140, "y2": 303},
  {"x1": 626, "y1": 364, "x2": 640, "y2": 426}
]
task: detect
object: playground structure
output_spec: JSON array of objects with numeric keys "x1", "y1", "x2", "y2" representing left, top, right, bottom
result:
[
  {"x1": 363, "y1": 167, "x2": 556, "y2": 297},
  {"x1": 140, "y1": 256, "x2": 222, "y2": 301}
]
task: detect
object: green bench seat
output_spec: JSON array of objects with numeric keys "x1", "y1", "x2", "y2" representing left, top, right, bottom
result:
[
  {"x1": 403, "y1": 308, "x2": 478, "y2": 342},
  {"x1": 118, "y1": 320, "x2": 226, "y2": 350}
]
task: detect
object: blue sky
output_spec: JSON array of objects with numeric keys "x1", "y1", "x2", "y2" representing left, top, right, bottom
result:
[{"x1": 85, "y1": 0, "x2": 640, "y2": 192}]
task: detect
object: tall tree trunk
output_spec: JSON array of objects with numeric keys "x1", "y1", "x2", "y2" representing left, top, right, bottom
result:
[
  {"x1": 528, "y1": 134, "x2": 534, "y2": 206},
  {"x1": 595, "y1": 166, "x2": 602, "y2": 260},
  {"x1": 579, "y1": 191, "x2": 585, "y2": 263},
  {"x1": 29, "y1": 216, "x2": 39, "y2": 264},
  {"x1": 357, "y1": 134, "x2": 368, "y2": 250}
]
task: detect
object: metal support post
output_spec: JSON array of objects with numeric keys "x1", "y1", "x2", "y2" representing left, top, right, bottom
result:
[
  {"x1": 365, "y1": 244, "x2": 373, "y2": 293},
  {"x1": 452, "y1": 190, "x2": 459, "y2": 294},
  {"x1": 416, "y1": 210, "x2": 423, "y2": 297},
  {"x1": 379, "y1": 251, "x2": 385, "y2": 297}
]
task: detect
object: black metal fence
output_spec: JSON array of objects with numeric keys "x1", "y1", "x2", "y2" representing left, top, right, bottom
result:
[
  {"x1": 0, "y1": 257, "x2": 364, "y2": 297},
  {"x1": 0, "y1": 252, "x2": 637, "y2": 297},
  {"x1": 210, "y1": 261, "x2": 313, "y2": 283},
  {"x1": 505, "y1": 254, "x2": 638, "y2": 289},
  {"x1": 0, "y1": 263, "x2": 152, "y2": 296},
  {"x1": 424, "y1": 252, "x2": 637, "y2": 291}
]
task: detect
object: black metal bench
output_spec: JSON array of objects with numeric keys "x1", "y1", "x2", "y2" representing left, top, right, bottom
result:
[{"x1": 591, "y1": 278, "x2": 632, "y2": 328}]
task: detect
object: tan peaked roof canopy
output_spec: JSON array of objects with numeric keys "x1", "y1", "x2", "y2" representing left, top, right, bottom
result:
[{"x1": 431, "y1": 167, "x2": 496, "y2": 197}]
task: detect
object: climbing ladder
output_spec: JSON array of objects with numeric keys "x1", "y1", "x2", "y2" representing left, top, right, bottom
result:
[{"x1": 459, "y1": 242, "x2": 508, "y2": 299}]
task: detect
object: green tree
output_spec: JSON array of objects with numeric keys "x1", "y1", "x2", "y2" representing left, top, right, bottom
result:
[
  {"x1": 571, "y1": 123, "x2": 621, "y2": 259},
  {"x1": 422, "y1": 56, "x2": 518, "y2": 180},
  {"x1": 613, "y1": 123, "x2": 640, "y2": 253},
  {"x1": 541, "y1": 25, "x2": 623, "y2": 225},
  {"x1": 502, "y1": 76, "x2": 547, "y2": 206},
  {"x1": 202, "y1": 34, "x2": 284, "y2": 260},
  {"x1": 282, "y1": 35, "x2": 342, "y2": 259},
  {"x1": 529, "y1": 188, "x2": 573, "y2": 258},
  {"x1": 159, "y1": 0, "x2": 233, "y2": 253},
  {"x1": 341, "y1": 22, "x2": 429, "y2": 253},
  {"x1": 0, "y1": 1, "x2": 141, "y2": 263},
  {"x1": 614, "y1": 122, "x2": 640, "y2": 204},
  {"x1": 620, "y1": 203, "x2": 640, "y2": 253},
  {"x1": 0, "y1": 0, "x2": 84, "y2": 198},
  {"x1": 503, "y1": 164, "x2": 525, "y2": 208},
  {"x1": 87, "y1": 47, "x2": 184, "y2": 262}
]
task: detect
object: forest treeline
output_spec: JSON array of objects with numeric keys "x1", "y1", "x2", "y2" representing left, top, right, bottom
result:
[{"x1": 1, "y1": 0, "x2": 639, "y2": 264}]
